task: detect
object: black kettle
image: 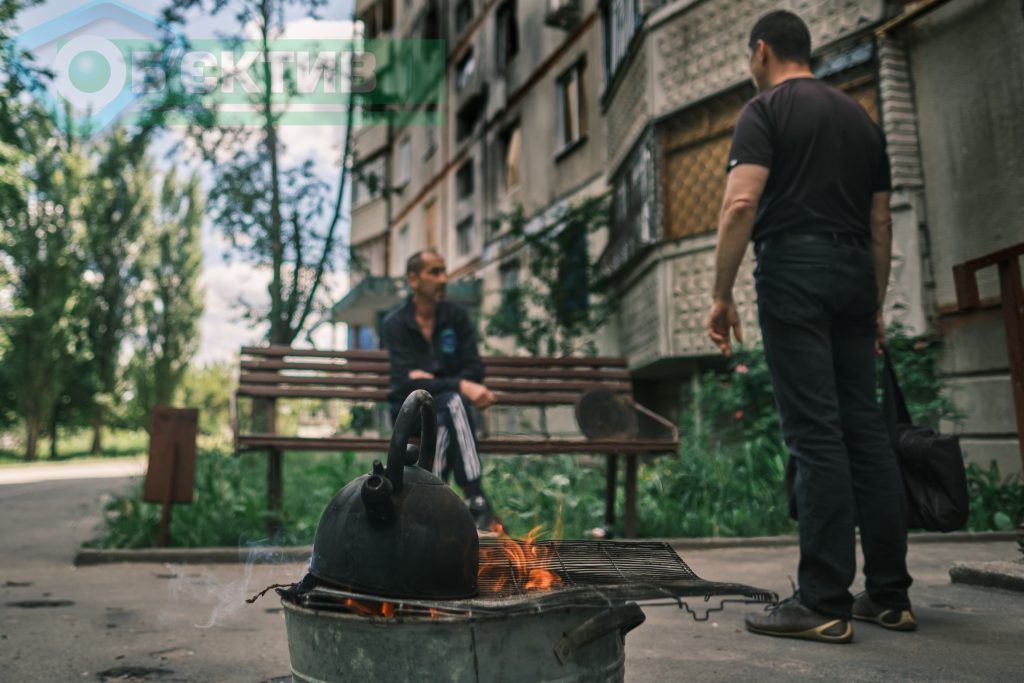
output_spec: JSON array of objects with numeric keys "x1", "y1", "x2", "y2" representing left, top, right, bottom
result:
[{"x1": 308, "y1": 390, "x2": 480, "y2": 599}]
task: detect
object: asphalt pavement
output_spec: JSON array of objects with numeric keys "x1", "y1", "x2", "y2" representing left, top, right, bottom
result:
[{"x1": 1, "y1": 462, "x2": 1021, "y2": 682}]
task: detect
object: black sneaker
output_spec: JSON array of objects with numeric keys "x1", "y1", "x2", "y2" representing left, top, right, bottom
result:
[
  {"x1": 465, "y1": 495, "x2": 505, "y2": 537},
  {"x1": 745, "y1": 597, "x2": 854, "y2": 644},
  {"x1": 852, "y1": 591, "x2": 917, "y2": 631}
]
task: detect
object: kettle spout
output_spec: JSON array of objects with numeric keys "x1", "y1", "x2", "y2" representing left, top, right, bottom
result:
[{"x1": 361, "y1": 460, "x2": 395, "y2": 524}]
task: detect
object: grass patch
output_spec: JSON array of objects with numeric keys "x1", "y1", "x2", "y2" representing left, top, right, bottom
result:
[{"x1": 0, "y1": 429, "x2": 150, "y2": 466}]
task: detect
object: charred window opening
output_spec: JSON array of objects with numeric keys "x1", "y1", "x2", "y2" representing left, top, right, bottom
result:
[
  {"x1": 456, "y1": 92, "x2": 486, "y2": 140},
  {"x1": 496, "y1": 1, "x2": 520, "y2": 71},
  {"x1": 455, "y1": 0, "x2": 474, "y2": 33},
  {"x1": 456, "y1": 216, "x2": 475, "y2": 255}
]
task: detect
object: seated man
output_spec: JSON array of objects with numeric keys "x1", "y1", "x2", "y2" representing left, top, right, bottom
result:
[{"x1": 382, "y1": 249, "x2": 503, "y2": 533}]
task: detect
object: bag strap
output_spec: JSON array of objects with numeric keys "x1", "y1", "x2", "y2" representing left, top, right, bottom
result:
[{"x1": 881, "y1": 347, "x2": 914, "y2": 439}]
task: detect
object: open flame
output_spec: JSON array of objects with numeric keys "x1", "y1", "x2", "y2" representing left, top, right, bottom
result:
[
  {"x1": 342, "y1": 597, "x2": 395, "y2": 618},
  {"x1": 333, "y1": 526, "x2": 563, "y2": 619},
  {"x1": 478, "y1": 525, "x2": 563, "y2": 594}
]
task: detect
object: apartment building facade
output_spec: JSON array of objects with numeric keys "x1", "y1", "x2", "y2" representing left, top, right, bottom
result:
[
  {"x1": 341, "y1": 0, "x2": 610, "y2": 353},
  {"x1": 335, "y1": 0, "x2": 1023, "y2": 472}
]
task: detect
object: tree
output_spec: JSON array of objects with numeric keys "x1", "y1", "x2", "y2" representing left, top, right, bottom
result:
[
  {"x1": 176, "y1": 361, "x2": 236, "y2": 440},
  {"x1": 484, "y1": 195, "x2": 614, "y2": 357},
  {"x1": 128, "y1": 168, "x2": 205, "y2": 425},
  {"x1": 77, "y1": 128, "x2": 156, "y2": 452},
  {"x1": 0, "y1": 264, "x2": 17, "y2": 431},
  {"x1": 162, "y1": 0, "x2": 355, "y2": 347},
  {"x1": 0, "y1": 127, "x2": 89, "y2": 460}
]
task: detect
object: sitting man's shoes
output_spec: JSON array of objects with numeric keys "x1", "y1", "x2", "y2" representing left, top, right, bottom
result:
[
  {"x1": 466, "y1": 495, "x2": 505, "y2": 536},
  {"x1": 852, "y1": 591, "x2": 917, "y2": 631},
  {"x1": 745, "y1": 597, "x2": 853, "y2": 644}
]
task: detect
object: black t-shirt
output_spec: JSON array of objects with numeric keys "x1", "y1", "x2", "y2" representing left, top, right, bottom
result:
[{"x1": 727, "y1": 77, "x2": 891, "y2": 242}]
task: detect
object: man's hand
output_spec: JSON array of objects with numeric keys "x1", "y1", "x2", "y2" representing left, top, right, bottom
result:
[
  {"x1": 706, "y1": 298, "x2": 743, "y2": 357},
  {"x1": 875, "y1": 311, "x2": 886, "y2": 355},
  {"x1": 459, "y1": 379, "x2": 497, "y2": 409},
  {"x1": 408, "y1": 369, "x2": 435, "y2": 380}
]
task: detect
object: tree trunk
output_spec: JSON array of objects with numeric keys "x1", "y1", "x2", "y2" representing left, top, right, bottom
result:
[
  {"x1": 49, "y1": 417, "x2": 58, "y2": 459},
  {"x1": 91, "y1": 414, "x2": 103, "y2": 454},
  {"x1": 25, "y1": 415, "x2": 40, "y2": 462}
]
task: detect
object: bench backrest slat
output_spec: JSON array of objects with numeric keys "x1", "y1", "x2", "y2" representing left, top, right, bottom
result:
[
  {"x1": 236, "y1": 346, "x2": 636, "y2": 408},
  {"x1": 242, "y1": 345, "x2": 627, "y2": 367},
  {"x1": 241, "y1": 359, "x2": 390, "y2": 373},
  {"x1": 239, "y1": 372, "x2": 628, "y2": 393},
  {"x1": 241, "y1": 359, "x2": 629, "y2": 381},
  {"x1": 237, "y1": 384, "x2": 607, "y2": 405}
]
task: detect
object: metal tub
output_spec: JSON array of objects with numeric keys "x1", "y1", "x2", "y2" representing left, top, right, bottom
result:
[{"x1": 282, "y1": 599, "x2": 645, "y2": 683}]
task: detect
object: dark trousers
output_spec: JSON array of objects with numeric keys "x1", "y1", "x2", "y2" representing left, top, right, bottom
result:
[{"x1": 755, "y1": 238, "x2": 912, "y2": 619}]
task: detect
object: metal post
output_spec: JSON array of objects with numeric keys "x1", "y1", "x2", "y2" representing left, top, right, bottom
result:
[
  {"x1": 604, "y1": 454, "x2": 618, "y2": 528},
  {"x1": 997, "y1": 256, "x2": 1024, "y2": 470},
  {"x1": 953, "y1": 242, "x2": 1024, "y2": 471},
  {"x1": 624, "y1": 455, "x2": 638, "y2": 539},
  {"x1": 158, "y1": 443, "x2": 178, "y2": 547},
  {"x1": 266, "y1": 396, "x2": 282, "y2": 536}
]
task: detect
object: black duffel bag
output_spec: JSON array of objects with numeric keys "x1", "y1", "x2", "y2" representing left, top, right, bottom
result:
[
  {"x1": 784, "y1": 348, "x2": 969, "y2": 532},
  {"x1": 881, "y1": 348, "x2": 969, "y2": 532}
]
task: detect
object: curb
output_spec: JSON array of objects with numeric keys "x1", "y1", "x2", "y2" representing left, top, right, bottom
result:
[
  {"x1": 73, "y1": 531, "x2": 1017, "y2": 566},
  {"x1": 662, "y1": 530, "x2": 1018, "y2": 551},
  {"x1": 74, "y1": 545, "x2": 313, "y2": 567},
  {"x1": 949, "y1": 560, "x2": 1024, "y2": 593}
]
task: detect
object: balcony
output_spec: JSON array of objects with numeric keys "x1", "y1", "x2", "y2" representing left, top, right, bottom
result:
[{"x1": 613, "y1": 236, "x2": 759, "y2": 370}]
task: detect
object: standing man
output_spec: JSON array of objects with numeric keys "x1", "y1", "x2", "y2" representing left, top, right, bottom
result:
[
  {"x1": 382, "y1": 249, "x2": 503, "y2": 534},
  {"x1": 706, "y1": 11, "x2": 914, "y2": 643}
]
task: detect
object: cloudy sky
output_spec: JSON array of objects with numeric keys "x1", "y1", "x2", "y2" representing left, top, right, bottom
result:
[{"x1": 17, "y1": 0, "x2": 358, "y2": 365}]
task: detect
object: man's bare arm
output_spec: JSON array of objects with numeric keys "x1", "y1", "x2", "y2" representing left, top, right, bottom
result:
[
  {"x1": 711, "y1": 164, "x2": 770, "y2": 301},
  {"x1": 870, "y1": 191, "x2": 893, "y2": 308},
  {"x1": 706, "y1": 164, "x2": 769, "y2": 356},
  {"x1": 870, "y1": 191, "x2": 893, "y2": 353}
]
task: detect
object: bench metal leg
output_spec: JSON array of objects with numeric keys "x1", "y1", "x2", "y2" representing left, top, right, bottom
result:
[
  {"x1": 624, "y1": 455, "x2": 638, "y2": 539},
  {"x1": 268, "y1": 448, "x2": 283, "y2": 536},
  {"x1": 604, "y1": 455, "x2": 618, "y2": 528}
]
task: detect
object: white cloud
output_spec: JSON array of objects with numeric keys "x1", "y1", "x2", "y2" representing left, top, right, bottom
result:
[
  {"x1": 195, "y1": 256, "x2": 271, "y2": 365},
  {"x1": 194, "y1": 233, "x2": 352, "y2": 364}
]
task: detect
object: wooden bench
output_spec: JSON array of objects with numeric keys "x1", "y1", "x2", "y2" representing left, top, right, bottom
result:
[{"x1": 231, "y1": 345, "x2": 679, "y2": 537}]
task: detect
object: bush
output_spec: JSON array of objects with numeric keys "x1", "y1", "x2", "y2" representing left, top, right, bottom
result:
[{"x1": 965, "y1": 462, "x2": 1024, "y2": 532}]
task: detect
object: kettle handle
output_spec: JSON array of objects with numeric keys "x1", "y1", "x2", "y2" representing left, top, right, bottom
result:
[{"x1": 386, "y1": 390, "x2": 437, "y2": 493}]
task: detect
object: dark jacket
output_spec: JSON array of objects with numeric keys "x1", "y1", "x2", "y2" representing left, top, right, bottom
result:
[{"x1": 381, "y1": 298, "x2": 485, "y2": 415}]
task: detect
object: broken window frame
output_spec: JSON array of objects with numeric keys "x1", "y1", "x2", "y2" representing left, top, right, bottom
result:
[{"x1": 555, "y1": 59, "x2": 588, "y2": 157}]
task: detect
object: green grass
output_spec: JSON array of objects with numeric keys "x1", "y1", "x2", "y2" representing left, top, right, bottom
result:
[{"x1": 0, "y1": 428, "x2": 150, "y2": 466}]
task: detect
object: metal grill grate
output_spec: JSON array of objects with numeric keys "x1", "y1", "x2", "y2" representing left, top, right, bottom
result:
[
  {"x1": 284, "y1": 540, "x2": 776, "y2": 620},
  {"x1": 477, "y1": 539, "x2": 698, "y2": 597}
]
